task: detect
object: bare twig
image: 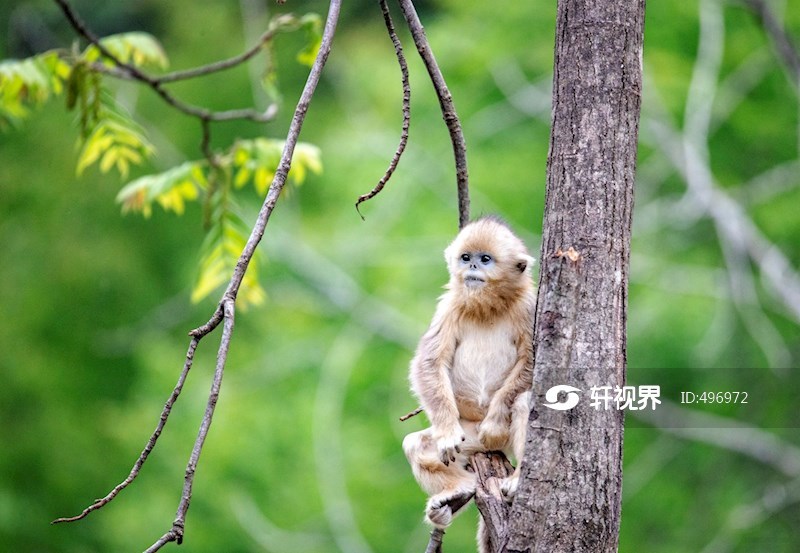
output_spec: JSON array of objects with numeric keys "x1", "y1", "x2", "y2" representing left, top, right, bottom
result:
[
  {"x1": 148, "y1": 0, "x2": 342, "y2": 547},
  {"x1": 51, "y1": 337, "x2": 202, "y2": 524},
  {"x1": 399, "y1": 405, "x2": 423, "y2": 422},
  {"x1": 396, "y1": 0, "x2": 470, "y2": 229},
  {"x1": 155, "y1": 16, "x2": 296, "y2": 84},
  {"x1": 146, "y1": 298, "x2": 236, "y2": 550},
  {"x1": 52, "y1": 0, "x2": 342, "y2": 549},
  {"x1": 355, "y1": 0, "x2": 411, "y2": 218}
]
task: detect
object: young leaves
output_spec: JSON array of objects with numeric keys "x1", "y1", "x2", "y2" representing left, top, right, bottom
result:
[
  {"x1": 116, "y1": 139, "x2": 322, "y2": 306},
  {"x1": 84, "y1": 32, "x2": 169, "y2": 70},
  {"x1": 117, "y1": 161, "x2": 205, "y2": 217},
  {"x1": 76, "y1": 112, "x2": 155, "y2": 179},
  {"x1": 0, "y1": 51, "x2": 70, "y2": 127},
  {"x1": 0, "y1": 21, "x2": 324, "y2": 310},
  {"x1": 232, "y1": 138, "x2": 322, "y2": 195},
  {"x1": 296, "y1": 14, "x2": 323, "y2": 67}
]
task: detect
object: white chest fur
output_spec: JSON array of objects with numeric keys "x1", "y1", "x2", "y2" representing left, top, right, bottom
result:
[{"x1": 450, "y1": 319, "x2": 517, "y2": 415}]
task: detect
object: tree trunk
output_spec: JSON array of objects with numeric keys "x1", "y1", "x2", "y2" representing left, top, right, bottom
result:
[{"x1": 503, "y1": 1, "x2": 645, "y2": 552}]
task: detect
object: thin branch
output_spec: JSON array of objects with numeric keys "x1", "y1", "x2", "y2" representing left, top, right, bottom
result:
[
  {"x1": 399, "y1": 406, "x2": 423, "y2": 421},
  {"x1": 85, "y1": 60, "x2": 278, "y2": 123},
  {"x1": 355, "y1": 0, "x2": 411, "y2": 218},
  {"x1": 395, "y1": 0, "x2": 470, "y2": 229},
  {"x1": 51, "y1": 337, "x2": 202, "y2": 524},
  {"x1": 146, "y1": 298, "x2": 236, "y2": 551},
  {"x1": 155, "y1": 15, "x2": 297, "y2": 84},
  {"x1": 145, "y1": 0, "x2": 342, "y2": 546},
  {"x1": 222, "y1": 0, "x2": 341, "y2": 302}
]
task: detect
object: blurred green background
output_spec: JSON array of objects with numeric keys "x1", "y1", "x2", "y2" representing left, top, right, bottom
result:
[{"x1": 2, "y1": 0, "x2": 799, "y2": 551}]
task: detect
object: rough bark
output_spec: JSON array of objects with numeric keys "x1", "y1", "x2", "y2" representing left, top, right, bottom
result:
[{"x1": 504, "y1": 1, "x2": 645, "y2": 552}]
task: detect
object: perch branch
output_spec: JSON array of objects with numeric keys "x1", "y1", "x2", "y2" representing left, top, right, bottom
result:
[
  {"x1": 396, "y1": 0, "x2": 470, "y2": 229},
  {"x1": 52, "y1": 0, "x2": 342, "y2": 549},
  {"x1": 355, "y1": 0, "x2": 411, "y2": 218},
  {"x1": 424, "y1": 529, "x2": 445, "y2": 553},
  {"x1": 472, "y1": 452, "x2": 514, "y2": 553}
]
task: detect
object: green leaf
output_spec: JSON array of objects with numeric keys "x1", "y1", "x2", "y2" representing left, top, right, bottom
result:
[
  {"x1": 229, "y1": 138, "x2": 322, "y2": 195},
  {"x1": 296, "y1": 14, "x2": 322, "y2": 67},
  {"x1": 0, "y1": 51, "x2": 69, "y2": 127},
  {"x1": 116, "y1": 161, "x2": 206, "y2": 216},
  {"x1": 76, "y1": 117, "x2": 154, "y2": 178},
  {"x1": 83, "y1": 32, "x2": 169, "y2": 70},
  {"x1": 192, "y1": 206, "x2": 266, "y2": 308}
]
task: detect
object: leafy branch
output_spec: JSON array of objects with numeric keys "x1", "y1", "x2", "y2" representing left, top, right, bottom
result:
[
  {"x1": 53, "y1": 0, "x2": 284, "y2": 127},
  {"x1": 2, "y1": 0, "x2": 324, "y2": 307}
]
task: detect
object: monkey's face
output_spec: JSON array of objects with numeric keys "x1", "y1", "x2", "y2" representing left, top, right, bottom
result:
[
  {"x1": 457, "y1": 252, "x2": 495, "y2": 289},
  {"x1": 444, "y1": 218, "x2": 533, "y2": 297}
]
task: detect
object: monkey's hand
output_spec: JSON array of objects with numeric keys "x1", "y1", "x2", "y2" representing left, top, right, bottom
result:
[
  {"x1": 433, "y1": 424, "x2": 466, "y2": 466},
  {"x1": 478, "y1": 416, "x2": 510, "y2": 451}
]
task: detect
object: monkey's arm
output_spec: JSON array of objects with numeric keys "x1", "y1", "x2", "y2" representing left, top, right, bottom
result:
[{"x1": 410, "y1": 308, "x2": 465, "y2": 464}]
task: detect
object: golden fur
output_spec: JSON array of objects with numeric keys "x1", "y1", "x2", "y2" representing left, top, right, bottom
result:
[{"x1": 403, "y1": 217, "x2": 535, "y2": 535}]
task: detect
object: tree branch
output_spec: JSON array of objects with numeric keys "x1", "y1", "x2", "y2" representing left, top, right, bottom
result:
[
  {"x1": 355, "y1": 0, "x2": 411, "y2": 218},
  {"x1": 51, "y1": 0, "x2": 342, "y2": 549},
  {"x1": 395, "y1": 0, "x2": 470, "y2": 229},
  {"x1": 155, "y1": 15, "x2": 296, "y2": 84},
  {"x1": 145, "y1": 298, "x2": 236, "y2": 550},
  {"x1": 52, "y1": 0, "x2": 278, "y2": 171}
]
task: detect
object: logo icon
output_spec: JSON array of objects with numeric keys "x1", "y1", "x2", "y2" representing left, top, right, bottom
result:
[{"x1": 543, "y1": 385, "x2": 581, "y2": 410}]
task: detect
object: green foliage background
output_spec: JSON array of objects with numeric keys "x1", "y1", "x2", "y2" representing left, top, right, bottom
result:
[{"x1": 1, "y1": 0, "x2": 799, "y2": 551}]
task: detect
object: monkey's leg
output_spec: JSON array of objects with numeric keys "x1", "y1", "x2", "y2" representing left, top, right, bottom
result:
[
  {"x1": 501, "y1": 391, "x2": 532, "y2": 499},
  {"x1": 403, "y1": 427, "x2": 477, "y2": 528}
]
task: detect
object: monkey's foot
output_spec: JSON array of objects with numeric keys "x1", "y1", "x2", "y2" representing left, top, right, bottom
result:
[{"x1": 425, "y1": 489, "x2": 475, "y2": 528}]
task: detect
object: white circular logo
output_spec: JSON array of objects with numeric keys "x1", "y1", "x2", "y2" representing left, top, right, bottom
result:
[{"x1": 543, "y1": 385, "x2": 581, "y2": 410}]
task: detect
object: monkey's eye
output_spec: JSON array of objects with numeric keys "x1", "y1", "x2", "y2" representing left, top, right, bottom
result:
[
  {"x1": 480, "y1": 254, "x2": 493, "y2": 264},
  {"x1": 460, "y1": 253, "x2": 471, "y2": 263}
]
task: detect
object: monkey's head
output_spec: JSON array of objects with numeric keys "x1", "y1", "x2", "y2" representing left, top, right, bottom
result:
[{"x1": 444, "y1": 217, "x2": 534, "y2": 306}]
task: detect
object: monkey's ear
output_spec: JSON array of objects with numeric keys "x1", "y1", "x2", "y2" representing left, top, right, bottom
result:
[{"x1": 516, "y1": 254, "x2": 535, "y2": 273}]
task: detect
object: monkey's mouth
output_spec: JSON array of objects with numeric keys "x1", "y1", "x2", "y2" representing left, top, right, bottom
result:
[{"x1": 464, "y1": 275, "x2": 486, "y2": 287}]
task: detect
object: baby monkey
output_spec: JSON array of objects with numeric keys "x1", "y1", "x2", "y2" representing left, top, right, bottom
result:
[{"x1": 403, "y1": 216, "x2": 535, "y2": 531}]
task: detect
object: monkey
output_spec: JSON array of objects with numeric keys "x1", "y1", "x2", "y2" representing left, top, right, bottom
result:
[{"x1": 402, "y1": 216, "x2": 535, "y2": 537}]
